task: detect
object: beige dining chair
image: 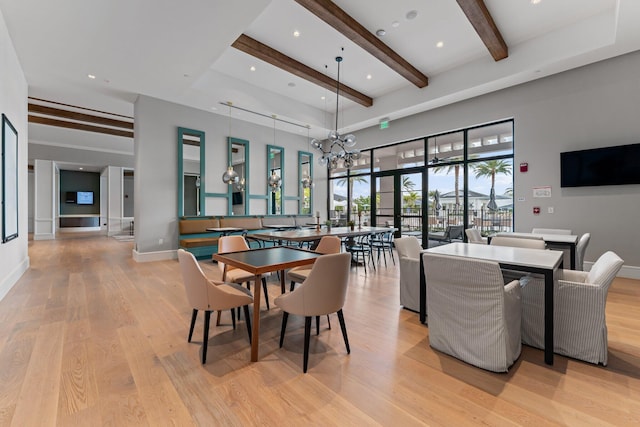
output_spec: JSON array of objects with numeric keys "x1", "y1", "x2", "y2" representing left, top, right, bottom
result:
[
  {"x1": 532, "y1": 228, "x2": 572, "y2": 235},
  {"x1": 521, "y1": 251, "x2": 623, "y2": 365},
  {"x1": 177, "y1": 249, "x2": 253, "y2": 364},
  {"x1": 287, "y1": 235, "x2": 342, "y2": 333},
  {"x1": 217, "y1": 235, "x2": 271, "y2": 310},
  {"x1": 490, "y1": 235, "x2": 546, "y2": 250},
  {"x1": 465, "y1": 228, "x2": 487, "y2": 244},
  {"x1": 575, "y1": 232, "x2": 591, "y2": 271},
  {"x1": 275, "y1": 252, "x2": 352, "y2": 373},
  {"x1": 394, "y1": 236, "x2": 422, "y2": 312},
  {"x1": 425, "y1": 253, "x2": 522, "y2": 372}
]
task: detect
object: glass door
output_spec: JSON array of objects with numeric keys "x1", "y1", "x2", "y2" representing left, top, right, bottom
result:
[{"x1": 374, "y1": 170, "x2": 425, "y2": 240}]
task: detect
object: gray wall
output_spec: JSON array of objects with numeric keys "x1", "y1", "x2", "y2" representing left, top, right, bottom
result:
[
  {"x1": 352, "y1": 51, "x2": 640, "y2": 275},
  {"x1": 0, "y1": 10, "x2": 29, "y2": 300},
  {"x1": 133, "y1": 96, "x2": 327, "y2": 259}
]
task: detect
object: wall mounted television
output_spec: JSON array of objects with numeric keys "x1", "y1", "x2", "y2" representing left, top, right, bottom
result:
[
  {"x1": 560, "y1": 143, "x2": 640, "y2": 187},
  {"x1": 76, "y1": 191, "x2": 94, "y2": 205}
]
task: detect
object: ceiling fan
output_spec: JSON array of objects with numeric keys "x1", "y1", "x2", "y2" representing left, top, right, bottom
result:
[{"x1": 428, "y1": 139, "x2": 449, "y2": 165}]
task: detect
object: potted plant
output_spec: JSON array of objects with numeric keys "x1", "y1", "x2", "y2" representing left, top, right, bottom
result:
[
  {"x1": 347, "y1": 220, "x2": 355, "y2": 231},
  {"x1": 324, "y1": 220, "x2": 332, "y2": 229}
]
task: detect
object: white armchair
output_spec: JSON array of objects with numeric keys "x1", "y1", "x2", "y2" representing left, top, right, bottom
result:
[
  {"x1": 394, "y1": 237, "x2": 422, "y2": 312},
  {"x1": 465, "y1": 228, "x2": 487, "y2": 244},
  {"x1": 425, "y1": 253, "x2": 522, "y2": 372},
  {"x1": 521, "y1": 251, "x2": 624, "y2": 365}
]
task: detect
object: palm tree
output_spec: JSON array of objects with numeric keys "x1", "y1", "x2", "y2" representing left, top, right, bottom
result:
[
  {"x1": 402, "y1": 176, "x2": 415, "y2": 192},
  {"x1": 472, "y1": 160, "x2": 512, "y2": 192},
  {"x1": 336, "y1": 175, "x2": 369, "y2": 217}
]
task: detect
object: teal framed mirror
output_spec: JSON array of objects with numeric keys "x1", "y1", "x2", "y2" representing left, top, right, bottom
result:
[
  {"x1": 228, "y1": 137, "x2": 249, "y2": 215},
  {"x1": 298, "y1": 150, "x2": 313, "y2": 214},
  {"x1": 178, "y1": 127, "x2": 205, "y2": 217},
  {"x1": 267, "y1": 144, "x2": 284, "y2": 215}
]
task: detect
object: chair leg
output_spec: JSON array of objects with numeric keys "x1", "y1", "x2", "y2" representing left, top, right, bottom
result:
[
  {"x1": 243, "y1": 305, "x2": 252, "y2": 344},
  {"x1": 202, "y1": 310, "x2": 212, "y2": 364},
  {"x1": 303, "y1": 316, "x2": 312, "y2": 373},
  {"x1": 290, "y1": 280, "x2": 296, "y2": 292},
  {"x1": 337, "y1": 309, "x2": 350, "y2": 354},
  {"x1": 316, "y1": 316, "x2": 320, "y2": 335},
  {"x1": 327, "y1": 314, "x2": 331, "y2": 329},
  {"x1": 231, "y1": 309, "x2": 236, "y2": 329},
  {"x1": 262, "y1": 278, "x2": 270, "y2": 310},
  {"x1": 188, "y1": 309, "x2": 198, "y2": 342},
  {"x1": 279, "y1": 312, "x2": 289, "y2": 348}
]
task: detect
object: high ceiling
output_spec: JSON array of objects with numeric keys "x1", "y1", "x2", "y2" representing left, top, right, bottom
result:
[{"x1": 2, "y1": 0, "x2": 640, "y2": 142}]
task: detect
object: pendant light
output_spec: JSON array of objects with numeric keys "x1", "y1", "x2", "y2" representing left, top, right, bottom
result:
[{"x1": 222, "y1": 101, "x2": 239, "y2": 184}]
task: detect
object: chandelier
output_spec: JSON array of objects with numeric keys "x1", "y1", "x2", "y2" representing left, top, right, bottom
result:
[{"x1": 310, "y1": 56, "x2": 360, "y2": 170}]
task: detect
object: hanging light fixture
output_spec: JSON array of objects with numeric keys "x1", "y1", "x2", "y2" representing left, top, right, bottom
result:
[
  {"x1": 310, "y1": 55, "x2": 360, "y2": 170},
  {"x1": 301, "y1": 125, "x2": 313, "y2": 188},
  {"x1": 268, "y1": 115, "x2": 282, "y2": 193},
  {"x1": 222, "y1": 101, "x2": 239, "y2": 184}
]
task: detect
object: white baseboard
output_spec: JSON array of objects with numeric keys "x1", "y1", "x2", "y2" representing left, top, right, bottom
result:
[
  {"x1": 132, "y1": 249, "x2": 176, "y2": 263},
  {"x1": 33, "y1": 233, "x2": 55, "y2": 240},
  {"x1": 0, "y1": 256, "x2": 30, "y2": 302}
]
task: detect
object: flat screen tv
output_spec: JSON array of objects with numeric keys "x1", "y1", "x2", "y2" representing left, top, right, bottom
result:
[
  {"x1": 560, "y1": 143, "x2": 640, "y2": 187},
  {"x1": 76, "y1": 191, "x2": 94, "y2": 205}
]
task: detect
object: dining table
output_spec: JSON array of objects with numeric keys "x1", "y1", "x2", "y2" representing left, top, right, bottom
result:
[
  {"x1": 252, "y1": 226, "x2": 396, "y2": 245},
  {"x1": 212, "y1": 246, "x2": 323, "y2": 362},
  {"x1": 420, "y1": 242, "x2": 564, "y2": 365},
  {"x1": 491, "y1": 231, "x2": 578, "y2": 269}
]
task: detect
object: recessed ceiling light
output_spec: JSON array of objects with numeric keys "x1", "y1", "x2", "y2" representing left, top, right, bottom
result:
[
  {"x1": 321, "y1": 96, "x2": 325, "y2": 100},
  {"x1": 366, "y1": 74, "x2": 372, "y2": 80},
  {"x1": 531, "y1": 0, "x2": 541, "y2": 4},
  {"x1": 88, "y1": 74, "x2": 96, "y2": 79},
  {"x1": 391, "y1": 21, "x2": 400, "y2": 28},
  {"x1": 79, "y1": 167, "x2": 84, "y2": 170},
  {"x1": 436, "y1": 41, "x2": 444, "y2": 48},
  {"x1": 293, "y1": 30, "x2": 300, "y2": 37},
  {"x1": 406, "y1": 10, "x2": 418, "y2": 20},
  {"x1": 211, "y1": 106, "x2": 217, "y2": 110},
  {"x1": 376, "y1": 29, "x2": 386, "y2": 37},
  {"x1": 250, "y1": 66, "x2": 256, "y2": 71}
]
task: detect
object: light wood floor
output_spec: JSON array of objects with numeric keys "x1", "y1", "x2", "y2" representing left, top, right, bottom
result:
[{"x1": 1, "y1": 237, "x2": 639, "y2": 426}]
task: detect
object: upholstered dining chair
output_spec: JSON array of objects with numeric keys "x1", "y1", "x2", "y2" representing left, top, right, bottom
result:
[
  {"x1": 575, "y1": 232, "x2": 591, "y2": 271},
  {"x1": 287, "y1": 235, "x2": 342, "y2": 334},
  {"x1": 394, "y1": 236, "x2": 422, "y2": 312},
  {"x1": 465, "y1": 228, "x2": 487, "y2": 244},
  {"x1": 531, "y1": 228, "x2": 572, "y2": 235},
  {"x1": 177, "y1": 249, "x2": 253, "y2": 364},
  {"x1": 424, "y1": 253, "x2": 522, "y2": 372},
  {"x1": 521, "y1": 251, "x2": 623, "y2": 365},
  {"x1": 274, "y1": 252, "x2": 352, "y2": 373},
  {"x1": 490, "y1": 235, "x2": 546, "y2": 250},
  {"x1": 217, "y1": 235, "x2": 271, "y2": 310},
  {"x1": 287, "y1": 236, "x2": 342, "y2": 291}
]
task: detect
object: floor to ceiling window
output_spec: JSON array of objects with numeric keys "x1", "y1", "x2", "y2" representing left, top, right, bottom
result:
[{"x1": 327, "y1": 119, "x2": 514, "y2": 247}]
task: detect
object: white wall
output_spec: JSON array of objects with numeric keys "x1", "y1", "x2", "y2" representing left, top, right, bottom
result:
[
  {"x1": 352, "y1": 51, "x2": 640, "y2": 276},
  {"x1": 133, "y1": 95, "x2": 327, "y2": 261},
  {"x1": 0, "y1": 9, "x2": 29, "y2": 300}
]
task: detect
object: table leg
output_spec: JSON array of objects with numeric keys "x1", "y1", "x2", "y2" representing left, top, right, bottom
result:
[
  {"x1": 280, "y1": 269, "x2": 285, "y2": 294},
  {"x1": 218, "y1": 265, "x2": 229, "y2": 327},
  {"x1": 251, "y1": 273, "x2": 262, "y2": 362},
  {"x1": 570, "y1": 243, "x2": 576, "y2": 270},
  {"x1": 543, "y1": 261, "x2": 561, "y2": 365},
  {"x1": 419, "y1": 254, "x2": 426, "y2": 324}
]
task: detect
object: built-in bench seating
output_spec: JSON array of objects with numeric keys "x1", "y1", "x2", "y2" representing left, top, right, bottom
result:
[{"x1": 178, "y1": 216, "x2": 314, "y2": 259}]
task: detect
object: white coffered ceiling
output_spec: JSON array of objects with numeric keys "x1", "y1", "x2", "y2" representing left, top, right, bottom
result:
[{"x1": 2, "y1": 0, "x2": 639, "y2": 144}]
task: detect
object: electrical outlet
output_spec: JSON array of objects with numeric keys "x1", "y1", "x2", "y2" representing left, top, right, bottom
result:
[
  {"x1": 159, "y1": 238, "x2": 164, "y2": 244},
  {"x1": 548, "y1": 207, "x2": 554, "y2": 214}
]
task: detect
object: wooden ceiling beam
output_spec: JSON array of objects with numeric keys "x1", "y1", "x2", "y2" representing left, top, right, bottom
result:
[
  {"x1": 295, "y1": 0, "x2": 428, "y2": 88},
  {"x1": 456, "y1": 0, "x2": 508, "y2": 61},
  {"x1": 232, "y1": 34, "x2": 373, "y2": 107},
  {"x1": 28, "y1": 115, "x2": 134, "y2": 138},
  {"x1": 28, "y1": 103, "x2": 134, "y2": 129}
]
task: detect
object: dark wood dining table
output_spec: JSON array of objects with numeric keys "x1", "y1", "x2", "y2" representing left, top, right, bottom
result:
[{"x1": 212, "y1": 246, "x2": 323, "y2": 362}]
